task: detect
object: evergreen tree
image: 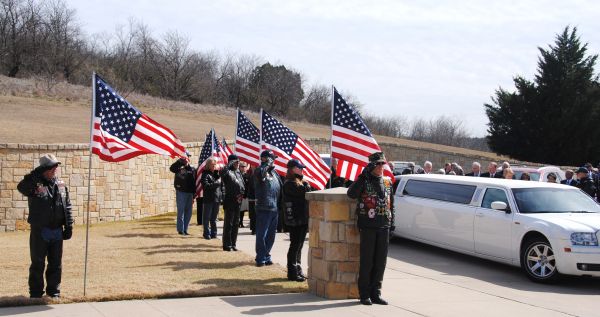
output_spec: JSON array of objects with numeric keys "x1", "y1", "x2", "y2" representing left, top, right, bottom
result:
[{"x1": 485, "y1": 26, "x2": 600, "y2": 165}]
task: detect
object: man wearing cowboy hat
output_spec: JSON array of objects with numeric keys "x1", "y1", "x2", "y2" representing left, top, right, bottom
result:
[
  {"x1": 17, "y1": 154, "x2": 73, "y2": 299},
  {"x1": 169, "y1": 150, "x2": 196, "y2": 235}
]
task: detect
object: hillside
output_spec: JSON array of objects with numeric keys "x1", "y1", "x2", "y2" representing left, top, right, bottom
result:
[{"x1": 0, "y1": 75, "x2": 506, "y2": 160}]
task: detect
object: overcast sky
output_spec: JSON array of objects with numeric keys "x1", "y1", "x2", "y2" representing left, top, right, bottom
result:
[{"x1": 66, "y1": 0, "x2": 600, "y2": 136}]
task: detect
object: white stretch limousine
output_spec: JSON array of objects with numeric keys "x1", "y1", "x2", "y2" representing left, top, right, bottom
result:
[{"x1": 392, "y1": 174, "x2": 600, "y2": 283}]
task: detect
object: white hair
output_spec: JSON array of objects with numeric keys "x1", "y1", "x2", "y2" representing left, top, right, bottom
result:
[
  {"x1": 424, "y1": 161, "x2": 432, "y2": 168},
  {"x1": 472, "y1": 162, "x2": 481, "y2": 168}
]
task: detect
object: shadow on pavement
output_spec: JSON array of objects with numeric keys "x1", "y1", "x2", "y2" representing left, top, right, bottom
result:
[
  {"x1": 388, "y1": 237, "x2": 600, "y2": 295},
  {"x1": 0, "y1": 297, "x2": 52, "y2": 316},
  {"x1": 221, "y1": 293, "x2": 356, "y2": 315}
]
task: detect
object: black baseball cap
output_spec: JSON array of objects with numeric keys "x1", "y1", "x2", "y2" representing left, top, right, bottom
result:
[{"x1": 287, "y1": 159, "x2": 306, "y2": 169}]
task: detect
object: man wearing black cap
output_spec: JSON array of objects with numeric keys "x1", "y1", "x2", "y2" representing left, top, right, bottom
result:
[
  {"x1": 17, "y1": 154, "x2": 73, "y2": 299},
  {"x1": 220, "y1": 154, "x2": 245, "y2": 251},
  {"x1": 576, "y1": 166, "x2": 597, "y2": 198},
  {"x1": 253, "y1": 149, "x2": 283, "y2": 266},
  {"x1": 347, "y1": 151, "x2": 393, "y2": 306},
  {"x1": 169, "y1": 151, "x2": 196, "y2": 235}
]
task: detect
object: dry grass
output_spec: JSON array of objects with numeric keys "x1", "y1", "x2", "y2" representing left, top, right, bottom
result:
[{"x1": 0, "y1": 213, "x2": 306, "y2": 307}]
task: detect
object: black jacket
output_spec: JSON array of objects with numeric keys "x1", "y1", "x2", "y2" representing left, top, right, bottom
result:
[
  {"x1": 282, "y1": 177, "x2": 312, "y2": 227},
  {"x1": 200, "y1": 169, "x2": 222, "y2": 202},
  {"x1": 577, "y1": 176, "x2": 597, "y2": 198},
  {"x1": 347, "y1": 170, "x2": 393, "y2": 229},
  {"x1": 169, "y1": 159, "x2": 196, "y2": 193},
  {"x1": 17, "y1": 168, "x2": 73, "y2": 229},
  {"x1": 220, "y1": 166, "x2": 245, "y2": 207},
  {"x1": 560, "y1": 179, "x2": 579, "y2": 187},
  {"x1": 481, "y1": 172, "x2": 502, "y2": 178}
]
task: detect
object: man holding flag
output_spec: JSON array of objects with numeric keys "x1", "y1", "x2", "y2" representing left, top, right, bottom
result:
[{"x1": 169, "y1": 150, "x2": 196, "y2": 235}]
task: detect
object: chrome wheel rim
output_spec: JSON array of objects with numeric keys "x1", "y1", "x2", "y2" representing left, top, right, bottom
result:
[{"x1": 526, "y1": 243, "x2": 556, "y2": 278}]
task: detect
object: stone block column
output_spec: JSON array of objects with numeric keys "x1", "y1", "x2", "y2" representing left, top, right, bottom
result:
[{"x1": 306, "y1": 187, "x2": 359, "y2": 299}]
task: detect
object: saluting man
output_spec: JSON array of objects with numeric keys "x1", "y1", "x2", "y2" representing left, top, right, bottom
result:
[
  {"x1": 347, "y1": 152, "x2": 393, "y2": 306},
  {"x1": 18, "y1": 154, "x2": 73, "y2": 299}
]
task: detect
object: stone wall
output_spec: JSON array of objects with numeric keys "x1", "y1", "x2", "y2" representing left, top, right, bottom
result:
[
  {"x1": 0, "y1": 142, "x2": 202, "y2": 232},
  {"x1": 306, "y1": 187, "x2": 359, "y2": 299},
  {"x1": 0, "y1": 137, "x2": 541, "y2": 232}
]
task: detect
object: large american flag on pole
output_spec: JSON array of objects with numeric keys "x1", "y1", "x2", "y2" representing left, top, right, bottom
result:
[
  {"x1": 331, "y1": 87, "x2": 393, "y2": 181},
  {"x1": 235, "y1": 109, "x2": 260, "y2": 167},
  {"x1": 195, "y1": 132, "x2": 214, "y2": 197},
  {"x1": 261, "y1": 110, "x2": 331, "y2": 190},
  {"x1": 91, "y1": 74, "x2": 186, "y2": 161}
]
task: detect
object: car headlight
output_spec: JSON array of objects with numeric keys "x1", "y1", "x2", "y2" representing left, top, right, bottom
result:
[{"x1": 571, "y1": 232, "x2": 599, "y2": 246}]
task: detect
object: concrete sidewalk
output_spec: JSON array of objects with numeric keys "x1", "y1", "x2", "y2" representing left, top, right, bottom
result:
[{"x1": 2, "y1": 218, "x2": 599, "y2": 316}]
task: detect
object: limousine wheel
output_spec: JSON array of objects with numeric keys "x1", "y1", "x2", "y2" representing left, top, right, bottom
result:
[{"x1": 521, "y1": 239, "x2": 559, "y2": 283}]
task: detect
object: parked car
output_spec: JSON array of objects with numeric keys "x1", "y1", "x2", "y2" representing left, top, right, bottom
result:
[
  {"x1": 389, "y1": 161, "x2": 421, "y2": 175},
  {"x1": 393, "y1": 174, "x2": 600, "y2": 283},
  {"x1": 511, "y1": 166, "x2": 566, "y2": 182}
]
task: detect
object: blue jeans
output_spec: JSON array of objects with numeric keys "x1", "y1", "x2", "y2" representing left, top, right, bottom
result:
[
  {"x1": 176, "y1": 191, "x2": 193, "y2": 233},
  {"x1": 255, "y1": 208, "x2": 278, "y2": 264},
  {"x1": 203, "y1": 201, "x2": 219, "y2": 238}
]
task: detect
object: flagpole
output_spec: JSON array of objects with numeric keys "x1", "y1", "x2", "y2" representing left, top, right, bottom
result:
[
  {"x1": 329, "y1": 85, "x2": 335, "y2": 189},
  {"x1": 259, "y1": 109, "x2": 263, "y2": 152},
  {"x1": 83, "y1": 72, "x2": 96, "y2": 296},
  {"x1": 234, "y1": 108, "x2": 239, "y2": 155}
]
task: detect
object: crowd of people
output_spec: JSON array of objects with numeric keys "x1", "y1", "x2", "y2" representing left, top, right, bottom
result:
[{"x1": 167, "y1": 150, "x2": 394, "y2": 305}]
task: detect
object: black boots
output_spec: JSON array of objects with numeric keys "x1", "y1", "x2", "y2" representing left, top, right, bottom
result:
[{"x1": 287, "y1": 264, "x2": 306, "y2": 282}]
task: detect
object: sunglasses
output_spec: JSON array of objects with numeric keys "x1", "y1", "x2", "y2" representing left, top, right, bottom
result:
[{"x1": 375, "y1": 162, "x2": 386, "y2": 166}]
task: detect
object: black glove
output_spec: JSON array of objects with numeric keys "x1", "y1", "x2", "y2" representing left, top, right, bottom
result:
[{"x1": 63, "y1": 226, "x2": 73, "y2": 240}]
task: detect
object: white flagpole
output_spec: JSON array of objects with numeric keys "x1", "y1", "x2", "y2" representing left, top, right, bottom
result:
[
  {"x1": 329, "y1": 85, "x2": 335, "y2": 189},
  {"x1": 83, "y1": 72, "x2": 96, "y2": 296}
]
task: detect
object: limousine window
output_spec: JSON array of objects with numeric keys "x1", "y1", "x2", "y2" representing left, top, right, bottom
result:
[
  {"x1": 512, "y1": 188, "x2": 600, "y2": 213},
  {"x1": 403, "y1": 180, "x2": 476, "y2": 204},
  {"x1": 481, "y1": 188, "x2": 510, "y2": 210}
]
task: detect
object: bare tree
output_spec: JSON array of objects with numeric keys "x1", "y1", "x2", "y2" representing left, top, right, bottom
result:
[
  {"x1": 215, "y1": 52, "x2": 261, "y2": 108},
  {"x1": 301, "y1": 84, "x2": 330, "y2": 124}
]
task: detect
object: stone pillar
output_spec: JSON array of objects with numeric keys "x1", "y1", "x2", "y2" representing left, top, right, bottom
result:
[{"x1": 306, "y1": 187, "x2": 360, "y2": 299}]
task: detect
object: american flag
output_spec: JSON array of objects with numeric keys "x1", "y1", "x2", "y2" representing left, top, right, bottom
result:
[
  {"x1": 212, "y1": 131, "x2": 228, "y2": 169},
  {"x1": 91, "y1": 74, "x2": 186, "y2": 161},
  {"x1": 222, "y1": 137, "x2": 233, "y2": 158},
  {"x1": 261, "y1": 111, "x2": 331, "y2": 190},
  {"x1": 195, "y1": 132, "x2": 214, "y2": 197},
  {"x1": 331, "y1": 87, "x2": 393, "y2": 180},
  {"x1": 235, "y1": 110, "x2": 260, "y2": 167}
]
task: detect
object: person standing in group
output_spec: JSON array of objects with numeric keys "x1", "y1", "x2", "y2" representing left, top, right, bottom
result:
[
  {"x1": 561, "y1": 169, "x2": 578, "y2": 186},
  {"x1": 575, "y1": 167, "x2": 597, "y2": 198},
  {"x1": 239, "y1": 162, "x2": 249, "y2": 228},
  {"x1": 200, "y1": 157, "x2": 222, "y2": 240},
  {"x1": 220, "y1": 154, "x2": 245, "y2": 251},
  {"x1": 169, "y1": 151, "x2": 196, "y2": 235},
  {"x1": 282, "y1": 159, "x2": 312, "y2": 282},
  {"x1": 520, "y1": 172, "x2": 531, "y2": 181},
  {"x1": 466, "y1": 162, "x2": 481, "y2": 177},
  {"x1": 347, "y1": 152, "x2": 393, "y2": 306},
  {"x1": 503, "y1": 167, "x2": 514, "y2": 179},
  {"x1": 17, "y1": 154, "x2": 73, "y2": 299},
  {"x1": 253, "y1": 150, "x2": 282, "y2": 267},
  {"x1": 481, "y1": 162, "x2": 501, "y2": 178}
]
